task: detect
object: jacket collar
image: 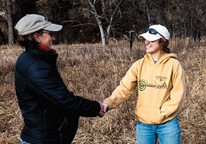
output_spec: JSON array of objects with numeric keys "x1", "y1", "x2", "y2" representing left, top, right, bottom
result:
[
  {"x1": 39, "y1": 45, "x2": 57, "y2": 54},
  {"x1": 27, "y1": 46, "x2": 58, "y2": 65}
]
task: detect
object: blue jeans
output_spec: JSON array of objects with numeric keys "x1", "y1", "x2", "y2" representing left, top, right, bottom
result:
[
  {"x1": 136, "y1": 116, "x2": 181, "y2": 144},
  {"x1": 18, "y1": 137, "x2": 31, "y2": 144}
]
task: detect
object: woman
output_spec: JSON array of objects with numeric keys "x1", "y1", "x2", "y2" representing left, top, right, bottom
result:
[
  {"x1": 15, "y1": 14, "x2": 105, "y2": 144},
  {"x1": 103, "y1": 24, "x2": 186, "y2": 144}
]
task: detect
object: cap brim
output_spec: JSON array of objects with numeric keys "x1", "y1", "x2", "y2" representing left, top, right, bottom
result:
[
  {"x1": 44, "y1": 23, "x2": 62, "y2": 32},
  {"x1": 138, "y1": 32, "x2": 162, "y2": 41}
]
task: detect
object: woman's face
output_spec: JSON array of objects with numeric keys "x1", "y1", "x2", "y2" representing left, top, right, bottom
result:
[
  {"x1": 145, "y1": 39, "x2": 162, "y2": 54},
  {"x1": 38, "y1": 31, "x2": 55, "y2": 48}
]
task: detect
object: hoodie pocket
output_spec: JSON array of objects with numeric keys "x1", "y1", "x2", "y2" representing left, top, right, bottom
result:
[{"x1": 136, "y1": 105, "x2": 165, "y2": 124}]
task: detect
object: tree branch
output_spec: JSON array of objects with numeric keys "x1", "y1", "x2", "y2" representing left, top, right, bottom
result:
[
  {"x1": 107, "y1": 0, "x2": 125, "y2": 36},
  {"x1": 72, "y1": 23, "x2": 97, "y2": 28}
]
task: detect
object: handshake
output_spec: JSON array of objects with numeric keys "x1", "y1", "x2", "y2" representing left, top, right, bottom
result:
[{"x1": 98, "y1": 102, "x2": 109, "y2": 118}]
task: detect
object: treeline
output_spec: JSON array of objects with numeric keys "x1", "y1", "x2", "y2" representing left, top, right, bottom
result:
[{"x1": 0, "y1": 0, "x2": 205, "y2": 45}]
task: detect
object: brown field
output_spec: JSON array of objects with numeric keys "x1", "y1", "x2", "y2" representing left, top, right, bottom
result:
[{"x1": 0, "y1": 38, "x2": 205, "y2": 144}]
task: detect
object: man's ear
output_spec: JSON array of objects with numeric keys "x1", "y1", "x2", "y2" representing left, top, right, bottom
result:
[{"x1": 33, "y1": 33, "x2": 40, "y2": 43}]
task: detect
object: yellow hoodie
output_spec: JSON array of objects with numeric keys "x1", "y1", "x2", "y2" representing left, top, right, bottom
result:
[{"x1": 103, "y1": 53, "x2": 186, "y2": 124}]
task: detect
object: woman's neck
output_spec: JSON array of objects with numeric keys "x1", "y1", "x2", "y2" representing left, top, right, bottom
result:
[{"x1": 151, "y1": 51, "x2": 165, "y2": 61}]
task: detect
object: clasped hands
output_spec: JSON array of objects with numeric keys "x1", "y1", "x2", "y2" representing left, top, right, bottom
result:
[{"x1": 98, "y1": 102, "x2": 109, "y2": 118}]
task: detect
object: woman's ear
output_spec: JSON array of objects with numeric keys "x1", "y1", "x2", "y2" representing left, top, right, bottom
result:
[{"x1": 33, "y1": 33, "x2": 41, "y2": 43}]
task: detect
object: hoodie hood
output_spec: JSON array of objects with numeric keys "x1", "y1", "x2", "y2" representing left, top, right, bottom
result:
[{"x1": 145, "y1": 53, "x2": 177, "y2": 66}]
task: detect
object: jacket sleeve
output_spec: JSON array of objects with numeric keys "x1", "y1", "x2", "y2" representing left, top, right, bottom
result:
[
  {"x1": 27, "y1": 61, "x2": 100, "y2": 117},
  {"x1": 160, "y1": 62, "x2": 186, "y2": 118},
  {"x1": 103, "y1": 62, "x2": 138, "y2": 109}
]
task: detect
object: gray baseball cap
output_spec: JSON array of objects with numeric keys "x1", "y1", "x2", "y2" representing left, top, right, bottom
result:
[{"x1": 15, "y1": 14, "x2": 63, "y2": 36}]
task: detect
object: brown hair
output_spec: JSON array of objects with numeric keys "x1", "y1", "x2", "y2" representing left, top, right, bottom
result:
[
  {"x1": 158, "y1": 38, "x2": 170, "y2": 53},
  {"x1": 16, "y1": 29, "x2": 43, "y2": 51}
]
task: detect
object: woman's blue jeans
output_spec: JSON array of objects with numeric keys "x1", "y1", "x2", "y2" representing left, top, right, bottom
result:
[{"x1": 136, "y1": 116, "x2": 181, "y2": 144}]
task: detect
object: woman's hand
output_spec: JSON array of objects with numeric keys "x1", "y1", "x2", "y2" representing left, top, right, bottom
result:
[{"x1": 98, "y1": 102, "x2": 109, "y2": 117}]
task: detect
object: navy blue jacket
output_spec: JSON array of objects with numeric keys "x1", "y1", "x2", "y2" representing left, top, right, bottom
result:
[{"x1": 15, "y1": 48, "x2": 100, "y2": 144}]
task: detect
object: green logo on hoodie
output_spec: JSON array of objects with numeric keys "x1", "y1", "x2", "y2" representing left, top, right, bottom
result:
[
  {"x1": 138, "y1": 80, "x2": 167, "y2": 91},
  {"x1": 138, "y1": 80, "x2": 146, "y2": 91},
  {"x1": 162, "y1": 82, "x2": 167, "y2": 87}
]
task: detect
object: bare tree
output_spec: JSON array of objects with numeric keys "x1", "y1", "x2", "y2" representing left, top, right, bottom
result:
[
  {"x1": 143, "y1": 0, "x2": 151, "y2": 26},
  {"x1": 1, "y1": 0, "x2": 206, "y2": 44},
  {"x1": 86, "y1": 0, "x2": 125, "y2": 47},
  {"x1": 6, "y1": 0, "x2": 14, "y2": 45}
]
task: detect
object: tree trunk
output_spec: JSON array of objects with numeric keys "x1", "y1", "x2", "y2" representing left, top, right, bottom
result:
[
  {"x1": 87, "y1": 0, "x2": 124, "y2": 47},
  {"x1": 99, "y1": 21, "x2": 106, "y2": 47},
  {"x1": 106, "y1": 0, "x2": 125, "y2": 45},
  {"x1": 87, "y1": 0, "x2": 106, "y2": 47},
  {"x1": 6, "y1": 0, "x2": 14, "y2": 45},
  {"x1": 144, "y1": 0, "x2": 151, "y2": 26}
]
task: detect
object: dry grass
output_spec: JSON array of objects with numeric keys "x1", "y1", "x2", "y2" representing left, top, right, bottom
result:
[{"x1": 0, "y1": 38, "x2": 205, "y2": 144}]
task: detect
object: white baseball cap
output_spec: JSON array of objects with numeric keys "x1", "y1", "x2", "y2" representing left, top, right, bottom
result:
[
  {"x1": 15, "y1": 14, "x2": 63, "y2": 36},
  {"x1": 138, "y1": 24, "x2": 170, "y2": 41}
]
